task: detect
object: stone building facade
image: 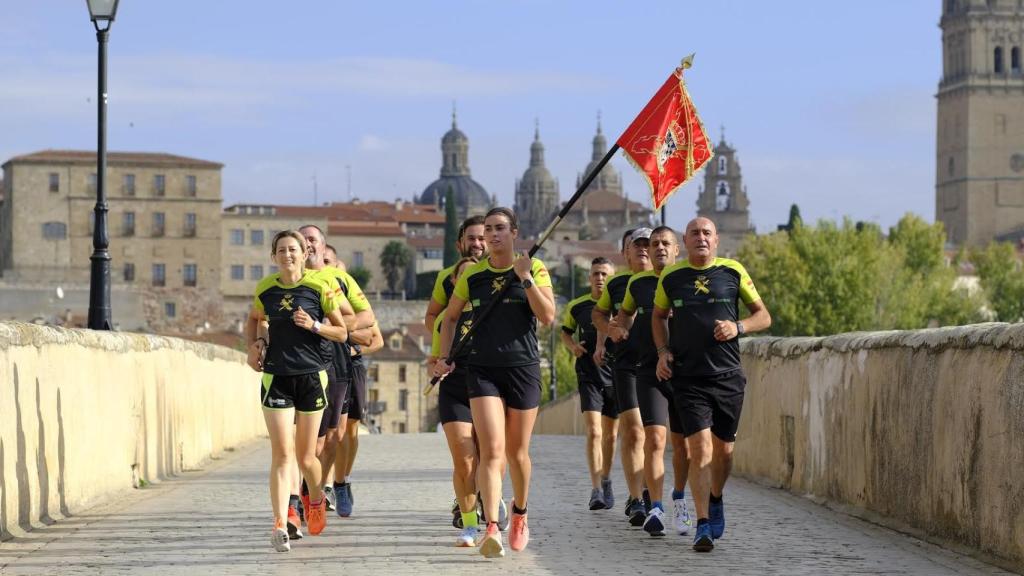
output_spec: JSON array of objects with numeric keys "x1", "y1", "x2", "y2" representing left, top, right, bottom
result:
[
  {"x1": 365, "y1": 326, "x2": 437, "y2": 433},
  {"x1": 937, "y1": 0, "x2": 1024, "y2": 245},
  {"x1": 0, "y1": 150, "x2": 223, "y2": 331},
  {"x1": 696, "y1": 135, "x2": 754, "y2": 256}
]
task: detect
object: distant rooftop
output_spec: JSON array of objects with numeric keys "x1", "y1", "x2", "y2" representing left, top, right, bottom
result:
[{"x1": 4, "y1": 149, "x2": 223, "y2": 169}]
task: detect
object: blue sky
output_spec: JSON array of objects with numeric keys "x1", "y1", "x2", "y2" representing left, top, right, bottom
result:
[{"x1": 3, "y1": 1, "x2": 940, "y2": 232}]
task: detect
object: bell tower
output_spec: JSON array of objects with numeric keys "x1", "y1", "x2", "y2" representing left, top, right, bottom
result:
[{"x1": 696, "y1": 128, "x2": 753, "y2": 256}]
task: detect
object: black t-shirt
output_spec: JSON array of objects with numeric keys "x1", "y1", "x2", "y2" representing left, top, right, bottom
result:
[
  {"x1": 654, "y1": 258, "x2": 761, "y2": 377},
  {"x1": 453, "y1": 257, "x2": 552, "y2": 367},
  {"x1": 561, "y1": 293, "x2": 613, "y2": 383},
  {"x1": 620, "y1": 269, "x2": 662, "y2": 370},
  {"x1": 253, "y1": 270, "x2": 339, "y2": 375},
  {"x1": 596, "y1": 270, "x2": 634, "y2": 369}
]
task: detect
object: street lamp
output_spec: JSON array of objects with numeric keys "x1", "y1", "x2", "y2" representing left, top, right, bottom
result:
[{"x1": 86, "y1": 0, "x2": 120, "y2": 330}]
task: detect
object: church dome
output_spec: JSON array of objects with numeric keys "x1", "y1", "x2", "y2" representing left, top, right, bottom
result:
[{"x1": 417, "y1": 107, "x2": 491, "y2": 215}]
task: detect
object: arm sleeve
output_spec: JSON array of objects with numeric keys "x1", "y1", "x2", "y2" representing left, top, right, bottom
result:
[
  {"x1": 431, "y1": 268, "x2": 451, "y2": 307},
  {"x1": 320, "y1": 278, "x2": 340, "y2": 314},
  {"x1": 561, "y1": 301, "x2": 577, "y2": 333},
  {"x1": 596, "y1": 283, "x2": 613, "y2": 311},
  {"x1": 620, "y1": 279, "x2": 637, "y2": 314},
  {"x1": 654, "y1": 274, "x2": 671, "y2": 310},
  {"x1": 252, "y1": 291, "x2": 265, "y2": 314},
  {"x1": 725, "y1": 261, "x2": 761, "y2": 304},
  {"x1": 342, "y1": 273, "x2": 371, "y2": 313},
  {"x1": 430, "y1": 315, "x2": 443, "y2": 356},
  {"x1": 453, "y1": 269, "x2": 471, "y2": 301},
  {"x1": 530, "y1": 258, "x2": 552, "y2": 288}
]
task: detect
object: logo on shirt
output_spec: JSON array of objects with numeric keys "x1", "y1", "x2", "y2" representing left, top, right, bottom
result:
[
  {"x1": 278, "y1": 293, "x2": 295, "y2": 312},
  {"x1": 459, "y1": 320, "x2": 473, "y2": 337},
  {"x1": 491, "y1": 276, "x2": 506, "y2": 294},
  {"x1": 694, "y1": 276, "x2": 711, "y2": 295}
]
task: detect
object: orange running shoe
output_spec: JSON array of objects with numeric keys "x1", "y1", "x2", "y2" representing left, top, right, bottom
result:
[
  {"x1": 300, "y1": 493, "x2": 311, "y2": 525},
  {"x1": 307, "y1": 497, "x2": 327, "y2": 536},
  {"x1": 508, "y1": 507, "x2": 529, "y2": 552},
  {"x1": 287, "y1": 506, "x2": 303, "y2": 540},
  {"x1": 478, "y1": 522, "x2": 505, "y2": 558}
]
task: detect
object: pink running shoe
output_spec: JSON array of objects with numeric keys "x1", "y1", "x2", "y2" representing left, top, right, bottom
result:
[{"x1": 508, "y1": 507, "x2": 529, "y2": 552}]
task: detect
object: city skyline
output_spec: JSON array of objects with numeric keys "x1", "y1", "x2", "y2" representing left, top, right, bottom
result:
[{"x1": 3, "y1": 1, "x2": 939, "y2": 232}]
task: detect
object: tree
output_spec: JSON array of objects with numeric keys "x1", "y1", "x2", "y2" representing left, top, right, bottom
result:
[
  {"x1": 348, "y1": 266, "x2": 371, "y2": 288},
  {"x1": 971, "y1": 242, "x2": 1024, "y2": 322},
  {"x1": 553, "y1": 264, "x2": 590, "y2": 301},
  {"x1": 380, "y1": 241, "x2": 413, "y2": 293},
  {"x1": 442, "y1": 186, "x2": 459, "y2": 267},
  {"x1": 538, "y1": 324, "x2": 578, "y2": 404}
]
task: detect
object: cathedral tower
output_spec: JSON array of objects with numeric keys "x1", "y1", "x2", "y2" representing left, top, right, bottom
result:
[
  {"x1": 514, "y1": 121, "x2": 560, "y2": 239},
  {"x1": 697, "y1": 130, "x2": 753, "y2": 256}
]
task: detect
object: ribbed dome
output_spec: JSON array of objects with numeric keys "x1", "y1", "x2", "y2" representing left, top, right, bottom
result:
[
  {"x1": 419, "y1": 176, "x2": 491, "y2": 210},
  {"x1": 442, "y1": 126, "x2": 468, "y2": 145}
]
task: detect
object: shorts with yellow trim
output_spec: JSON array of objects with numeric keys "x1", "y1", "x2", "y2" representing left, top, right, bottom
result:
[{"x1": 261, "y1": 370, "x2": 329, "y2": 413}]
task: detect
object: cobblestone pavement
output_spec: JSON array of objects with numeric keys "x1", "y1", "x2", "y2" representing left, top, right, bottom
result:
[{"x1": 0, "y1": 434, "x2": 1011, "y2": 575}]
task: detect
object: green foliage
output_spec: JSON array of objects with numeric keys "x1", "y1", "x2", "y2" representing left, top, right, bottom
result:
[
  {"x1": 415, "y1": 271, "x2": 439, "y2": 300},
  {"x1": 348, "y1": 266, "x2": 371, "y2": 288},
  {"x1": 552, "y1": 265, "x2": 590, "y2": 301},
  {"x1": 738, "y1": 213, "x2": 984, "y2": 336},
  {"x1": 380, "y1": 241, "x2": 413, "y2": 292},
  {"x1": 971, "y1": 242, "x2": 1024, "y2": 322},
  {"x1": 539, "y1": 325, "x2": 579, "y2": 404},
  {"x1": 443, "y1": 186, "x2": 459, "y2": 267}
]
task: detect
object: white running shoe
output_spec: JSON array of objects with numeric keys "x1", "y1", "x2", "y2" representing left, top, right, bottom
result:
[
  {"x1": 456, "y1": 525, "x2": 479, "y2": 547},
  {"x1": 673, "y1": 498, "x2": 692, "y2": 535},
  {"x1": 643, "y1": 506, "x2": 666, "y2": 537},
  {"x1": 271, "y1": 521, "x2": 290, "y2": 552}
]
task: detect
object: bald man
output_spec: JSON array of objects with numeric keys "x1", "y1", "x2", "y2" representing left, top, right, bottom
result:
[{"x1": 651, "y1": 217, "x2": 771, "y2": 552}]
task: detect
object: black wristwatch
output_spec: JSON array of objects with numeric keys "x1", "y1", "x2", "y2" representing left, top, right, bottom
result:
[
  {"x1": 736, "y1": 321, "x2": 745, "y2": 336},
  {"x1": 522, "y1": 277, "x2": 534, "y2": 290}
]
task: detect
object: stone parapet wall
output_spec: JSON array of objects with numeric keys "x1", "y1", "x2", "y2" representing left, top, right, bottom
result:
[{"x1": 0, "y1": 322, "x2": 262, "y2": 540}]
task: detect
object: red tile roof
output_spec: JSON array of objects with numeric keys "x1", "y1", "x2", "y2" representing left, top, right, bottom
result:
[
  {"x1": 568, "y1": 190, "x2": 650, "y2": 214},
  {"x1": 327, "y1": 221, "x2": 405, "y2": 237},
  {"x1": 4, "y1": 149, "x2": 223, "y2": 169}
]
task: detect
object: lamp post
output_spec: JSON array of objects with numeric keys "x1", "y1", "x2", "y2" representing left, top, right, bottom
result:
[{"x1": 86, "y1": 0, "x2": 120, "y2": 330}]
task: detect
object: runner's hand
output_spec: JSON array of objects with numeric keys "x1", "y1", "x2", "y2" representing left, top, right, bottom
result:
[
  {"x1": 432, "y1": 358, "x2": 455, "y2": 380},
  {"x1": 608, "y1": 324, "x2": 628, "y2": 343},
  {"x1": 246, "y1": 340, "x2": 265, "y2": 372},
  {"x1": 593, "y1": 344, "x2": 605, "y2": 367},
  {"x1": 293, "y1": 307, "x2": 313, "y2": 330},
  {"x1": 656, "y1": 350, "x2": 674, "y2": 381},
  {"x1": 570, "y1": 342, "x2": 587, "y2": 358},
  {"x1": 713, "y1": 319, "x2": 738, "y2": 342},
  {"x1": 513, "y1": 253, "x2": 533, "y2": 281}
]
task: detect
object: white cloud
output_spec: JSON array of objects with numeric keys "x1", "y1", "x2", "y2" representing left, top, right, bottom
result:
[{"x1": 358, "y1": 134, "x2": 389, "y2": 152}]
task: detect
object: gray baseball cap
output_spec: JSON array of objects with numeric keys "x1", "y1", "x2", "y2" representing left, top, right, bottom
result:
[{"x1": 629, "y1": 227, "x2": 653, "y2": 244}]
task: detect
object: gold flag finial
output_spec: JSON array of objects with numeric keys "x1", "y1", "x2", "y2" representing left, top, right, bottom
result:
[{"x1": 680, "y1": 53, "x2": 695, "y2": 70}]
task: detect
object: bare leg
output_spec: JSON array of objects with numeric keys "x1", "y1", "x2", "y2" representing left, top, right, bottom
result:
[
  {"x1": 336, "y1": 418, "x2": 360, "y2": 482},
  {"x1": 686, "y1": 429, "x2": 713, "y2": 519},
  {"x1": 470, "y1": 396, "x2": 506, "y2": 523},
  {"x1": 600, "y1": 416, "x2": 618, "y2": 480},
  {"x1": 618, "y1": 408, "x2": 645, "y2": 499},
  {"x1": 295, "y1": 412, "x2": 324, "y2": 503},
  {"x1": 583, "y1": 411, "x2": 603, "y2": 488},
  {"x1": 443, "y1": 421, "x2": 478, "y2": 513},
  {"x1": 318, "y1": 414, "x2": 347, "y2": 487},
  {"x1": 670, "y1": 432, "x2": 689, "y2": 493},
  {"x1": 505, "y1": 407, "x2": 538, "y2": 510},
  {"x1": 710, "y1": 436, "x2": 734, "y2": 497},
  {"x1": 263, "y1": 409, "x2": 296, "y2": 523},
  {"x1": 642, "y1": 425, "x2": 667, "y2": 505}
]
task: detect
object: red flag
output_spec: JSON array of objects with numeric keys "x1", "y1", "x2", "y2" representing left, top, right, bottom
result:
[{"x1": 616, "y1": 65, "x2": 713, "y2": 210}]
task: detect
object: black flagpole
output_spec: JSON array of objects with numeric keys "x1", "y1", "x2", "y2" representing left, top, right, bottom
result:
[{"x1": 424, "y1": 144, "x2": 620, "y2": 394}]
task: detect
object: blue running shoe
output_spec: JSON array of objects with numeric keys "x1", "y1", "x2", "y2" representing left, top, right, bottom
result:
[
  {"x1": 693, "y1": 521, "x2": 714, "y2": 552},
  {"x1": 336, "y1": 482, "x2": 353, "y2": 517},
  {"x1": 602, "y1": 478, "x2": 614, "y2": 510},
  {"x1": 709, "y1": 498, "x2": 725, "y2": 539},
  {"x1": 627, "y1": 497, "x2": 646, "y2": 527},
  {"x1": 589, "y1": 487, "x2": 606, "y2": 511}
]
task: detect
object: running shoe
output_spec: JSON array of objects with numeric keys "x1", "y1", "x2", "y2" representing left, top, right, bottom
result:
[
  {"x1": 336, "y1": 482, "x2": 353, "y2": 517},
  {"x1": 307, "y1": 497, "x2": 327, "y2": 536},
  {"x1": 693, "y1": 521, "x2": 714, "y2": 552},
  {"x1": 602, "y1": 478, "x2": 614, "y2": 510},
  {"x1": 455, "y1": 525, "x2": 478, "y2": 547},
  {"x1": 627, "y1": 497, "x2": 646, "y2": 527},
  {"x1": 588, "y1": 487, "x2": 606, "y2": 511},
  {"x1": 452, "y1": 498, "x2": 463, "y2": 528},
  {"x1": 478, "y1": 523, "x2": 505, "y2": 558},
  {"x1": 323, "y1": 485, "x2": 336, "y2": 512},
  {"x1": 672, "y1": 496, "x2": 692, "y2": 535},
  {"x1": 709, "y1": 498, "x2": 725, "y2": 539},
  {"x1": 286, "y1": 506, "x2": 303, "y2": 540},
  {"x1": 508, "y1": 508, "x2": 529, "y2": 552},
  {"x1": 481, "y1": 497, "x2": 510, "y2": 531},
  {"x1": 643, "y1": 506, "x2": 666, "y2": 537},
  {"x1": 300, "y1": 493, "x2": 311, "y2": 526},
  {"x1": 642, "y1": 488, "x2": 651, "y2": 514},
  {"x1": 271, "y1": 519, "x2": 290, "y2": 552}
]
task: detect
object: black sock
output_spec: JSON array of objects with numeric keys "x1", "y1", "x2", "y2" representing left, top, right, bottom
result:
[
  {"x1": 289, "y1": 494, "x2": 300, "y2": 508},
  {"x1": 696, "y1": 517, "x2": 709, "y2": 527},
  {"x1": 333, "y1": 481, "x2": 346, "y2": 489},
  {"x1": 512, "y1": 503, "x2": 527, "y2": 515},
  {"x1": 709, "y1": 493, "x2": 723, "y2": 504},
  {"x1": 300, "y1": 480, "x2": 309, "y2": 496}
]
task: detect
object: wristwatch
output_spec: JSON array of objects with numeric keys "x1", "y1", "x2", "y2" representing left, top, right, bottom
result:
[
  {"x1": 522, "y1": 277, "x2": 534, "y2": 290},
  {"x1": 736, "y1": 321, "x2": 745, "y2": 336}
]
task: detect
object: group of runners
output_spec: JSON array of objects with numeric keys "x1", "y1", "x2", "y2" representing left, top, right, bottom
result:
[{"x1": 246, "y1": 206, "x2": 770, "y2": 557}]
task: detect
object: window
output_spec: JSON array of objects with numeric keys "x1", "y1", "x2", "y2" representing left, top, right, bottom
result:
[
  {"x1": 152, "y1": 212, "x2": 165, "y2": 237},
  {"x1": 1013, "y1": 47, "x2": 1021, "y2": 74},
  {"x1": 389, "y1": 334, "x2": 402, "y2": 350},
  {"x1": 399, "y1": 365, "x2": 407, "y2": 383},
  {"x1": 124, "y1": 262, "x2": 135, "y2": 282},
  {"x1": 398, "y1": 389, "x2": 409, "y2": 411},
  {"x1": 123, "y1": 212, "x2": 135, "y2": 236},
  {"x1": 154, "y1": 174, "x2": 166, "y2": 196},
  {"x1": 41, "y1": 222, "x2": 67, "y2": 240},
  {"x1": 185, "y1": 175, "x2": 197, "y2": 197},
  {"x1": 948, "y1": 156, "x2": 955, "y2": 177},
  {"x1": 424, "y1": 248, "x2": 442, "y2": 259},
  {"x1": 184, "y1": 213, "x2": 197, "y2": 237},
  {"x1": 48, "y1": 173, "x2": 59, "y2": 193},
  {"x1": 368, "y1": 364, "x2": 379, "y2": 382},
  {"x1": 88, "y1": 173, "x2": 97, "y2": 194},
  {"x1": 353, "y1": 251, "x2": 364, "y2": 268},
  {"x1": 250, "y1": 265, "x2": 263, "y2": 280},
  {"x1": 123, "y1": 173, "x2": 135, "y2": 196},
  {"x1": 230, "y1": 229, "x2": 244, "y2": 245},
  {"x1": 716, "y1": 181, "x2": 731, "y2": 211},
  {"x1": 250, "y1": 229, "x2": 264, "y2": 245},
  {"x1": 164, "y1": 302, "x2": 176, "y2": 318},
  {"x1": 995, "y1": 46, "x2": 1004, "y2": 74},
  {"x1": 230, "y1": 265, "x2": 244, "y2": 280},
  {"x1": 152, "y1": 264, "x2": 166, "y2": 287},
  {"x1": 718, "y1": 156, "x2": 727, "y2": 175},
  {"x1": 183, "y1": 264, "x2": 197, "y2": 287}
]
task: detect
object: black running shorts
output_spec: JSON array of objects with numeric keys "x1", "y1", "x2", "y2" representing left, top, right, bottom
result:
[
  {"x1": 317, "y1": 363, "x2": 350, "y2": 437},
  {"x1": 578, "y1": 374, "x2": 618, "y2": 418},
  {"x1": 637, "y1": 369, "x2": 682, "y2": 433},
  {"x1": 613, "y1": 366, "x2": 639, "y2": 412},
  {"x1": 438, "y1": 366, "x2": 473, "y2": 425},
  {"x1": 672, "y1": 369, "x2": 747, "y2": 441},
  {"x1": 467, "y1": 363, "x2": 542, "y2": 410},
  {"x1": 261, "y1": 370, "x2": 328, "y2": 413},
  {"x1": 345, "y1": 360, "x2": 368, "y2": 422}
]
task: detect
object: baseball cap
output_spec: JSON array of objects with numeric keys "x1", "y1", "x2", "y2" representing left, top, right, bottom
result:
[{"x1": 629, "y1": 227, "x2": 653, "y2": 244}]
